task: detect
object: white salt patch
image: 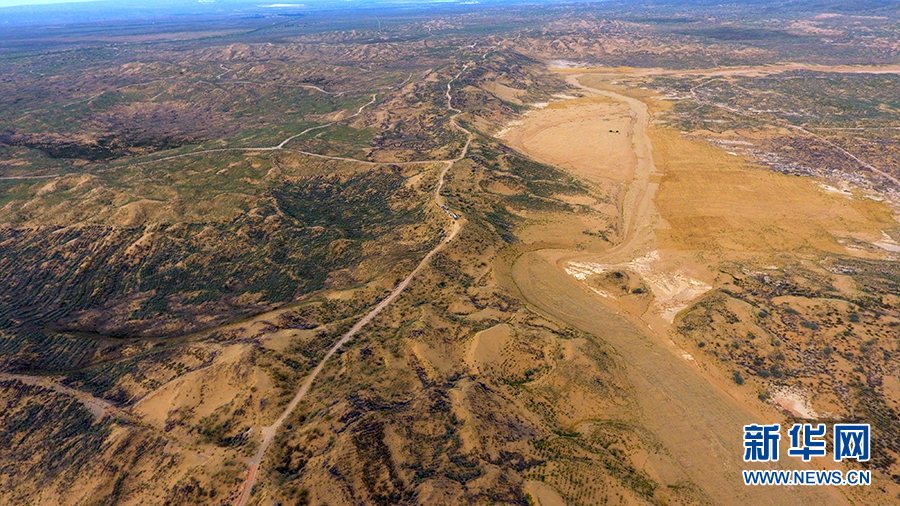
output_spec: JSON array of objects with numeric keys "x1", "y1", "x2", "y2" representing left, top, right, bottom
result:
[
  {"x1": 770, "y1": 385, "x2": 818, "y2": 419},
  {"x1": 874, "y1": 232, "x2": 900, "y2": 252},
  {"x1": 495, "y1": 120, "x2": 523, "y2": 138},
  {"x1": 818, "y1": 183, "x2": 852, "y2": 196},
  {"x1": 566, "y1": 251, "x2": 711, "y2": 322}
]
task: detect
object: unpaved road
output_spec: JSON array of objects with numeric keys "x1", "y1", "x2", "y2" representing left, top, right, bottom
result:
[
  {"x1": 232, "y1": 162, "x2": 465, "y2": 506},
  {"x1": 134, "y1": 93, "x2": 379, "y2": 167},
  {"x1": 0, "y1": 173, "x2": 60, "y2": 181},
  {"x1": 0, "y1": 373, "x2": 114, "y2": 420},
  {"x1": 232, "y1": 67, "x2": 473, "y2": 506},
  {"x1": 507, "y1": 75, "x2": 848, "y2": 505}
]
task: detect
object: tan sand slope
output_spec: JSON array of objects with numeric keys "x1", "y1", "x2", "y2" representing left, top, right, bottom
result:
[{"x1": 510, "y1": 251, "x2": 846, "y2": 506}]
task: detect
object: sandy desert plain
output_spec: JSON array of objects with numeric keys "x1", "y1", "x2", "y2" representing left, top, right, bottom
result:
[{"x1": 498, "y1": 65, "x2": 900, "y2": 505}]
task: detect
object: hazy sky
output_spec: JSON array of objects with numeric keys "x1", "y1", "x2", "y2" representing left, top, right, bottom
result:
[{"x1": 0, "y1": 0, "x2": 105, "y2": 7}]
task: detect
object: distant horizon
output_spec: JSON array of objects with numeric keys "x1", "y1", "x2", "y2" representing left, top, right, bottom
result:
[
  {"x1": 0, "y1": 0, "x2": 104, "y2": 7},
  {"x1": 0, "y1": 0, "x2": 520, "y2": 28},
  {"x1": 0, "y1": 0, "x2": 465, "y2": 7},
  {"x1": 0, "y1": 0, "x2": 502, "y2": 9},
  {"x1": 0, "y1": 0, "x2": 295, "y2": 8}
]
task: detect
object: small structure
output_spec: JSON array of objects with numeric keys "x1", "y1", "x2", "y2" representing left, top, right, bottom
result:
[{"x1": 438, "y1": 203, "x2": 460, "y2": 220}]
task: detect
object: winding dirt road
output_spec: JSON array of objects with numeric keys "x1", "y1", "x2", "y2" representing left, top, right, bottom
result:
[
  {"x1": 0, "y1": 373, "x2": 114, "y2": 420},
  {"x1": 232, "y1": 67, "x2": 473, "y2": 506},
  {"x1": 132, "y1": 93, "x2": 379, "y2": 167}
]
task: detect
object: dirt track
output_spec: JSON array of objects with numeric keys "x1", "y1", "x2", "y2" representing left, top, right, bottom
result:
[
  {"x1": 0, "y1": 373, "x2": 114, "y2": 420},
  {"x1": 231, "y1": 67, "x2": 473, "y2": 506},
  {"x1": 233, "y1": 161, "x2": 464, "y2": 506}
]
